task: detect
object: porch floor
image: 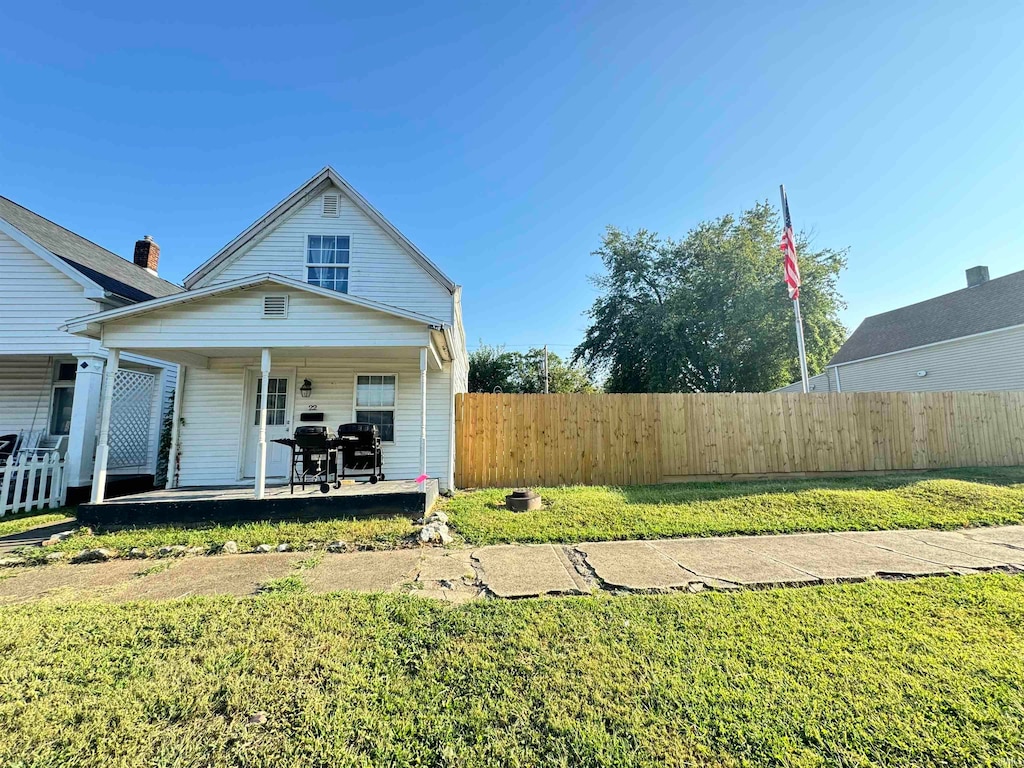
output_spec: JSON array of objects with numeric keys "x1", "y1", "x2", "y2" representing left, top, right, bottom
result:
[{"x1": 78, "y1": 479, "x2": 439, "y2": 527}]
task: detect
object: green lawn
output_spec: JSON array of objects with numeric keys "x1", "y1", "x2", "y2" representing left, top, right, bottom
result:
[
  {"x1": 34, "y1": 515, "x2": 422, "y2": 558},
  {"x1": 443, "y1": 467, "x2": 1024, "y2": 544},
  {"x1": 0, "y1": 574, "x2": 1021, "y2": 766},
  {"x1": 0, "y1": 509, "x2": 72, "y2": 538}
]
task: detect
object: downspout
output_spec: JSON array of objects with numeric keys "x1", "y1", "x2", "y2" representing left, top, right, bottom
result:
[{"x1": 833, "y1": 365, "x2": 842, "y2": 392}]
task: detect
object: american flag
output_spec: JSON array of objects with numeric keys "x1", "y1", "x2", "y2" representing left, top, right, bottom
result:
[{"x1": 779, "y1": 194, "x2": 801, "y2": 300}]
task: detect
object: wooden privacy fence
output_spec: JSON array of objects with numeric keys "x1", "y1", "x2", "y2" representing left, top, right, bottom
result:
[
  {"x1": 0, "y1": 452, "x2": 68, "y2": 516},
  {"x1": 454, "y1": 391, "x2": 1024, "y2": 488}
]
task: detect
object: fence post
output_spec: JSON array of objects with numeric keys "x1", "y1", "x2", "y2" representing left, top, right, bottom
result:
[
  {"x1": 10, "y1": 453, "x2": 27, "y2": 515},
  {"x1": 0, "y1": 454, "x2": 12, "y2": 517}
]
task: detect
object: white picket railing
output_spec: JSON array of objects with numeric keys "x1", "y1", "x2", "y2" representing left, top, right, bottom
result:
[{"x1": 0, "y1": 453, "x2": 67, "y2": 516}]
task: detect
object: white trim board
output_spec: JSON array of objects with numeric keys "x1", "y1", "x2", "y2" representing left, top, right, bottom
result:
[
  {"x1": 829, "y1": 320, "x2": 1024, "y2": 370},
  {"x1": 0, "y1": 216, "x2": 107, "y2": 299}
]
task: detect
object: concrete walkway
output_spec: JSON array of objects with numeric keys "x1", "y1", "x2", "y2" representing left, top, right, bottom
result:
[
  {"x1": 1, "y1": 525, "x2": 1023, "y2": 605},
  {"x1": 0, "y1": 518, "x2": 77, "y2": 554}
]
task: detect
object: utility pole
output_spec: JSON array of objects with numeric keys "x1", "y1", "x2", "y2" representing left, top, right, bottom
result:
[{"x1": 542, "y1": 345, "x2": 549, "y2": 394}]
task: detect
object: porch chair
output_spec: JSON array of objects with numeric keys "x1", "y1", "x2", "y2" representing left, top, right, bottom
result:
[
  {"x1": 16, "y1": 431, "x2": 64, "y2": 459},
  {"x1": 0, "y1": 434, "x2": 17, "y2": 464}
]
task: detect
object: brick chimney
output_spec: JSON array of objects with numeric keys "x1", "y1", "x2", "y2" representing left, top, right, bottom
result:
[
  {"x1": 133, "y1": 235, "x2": 160, "y2": 275},
  {"x1": 966, "y1": 265, "x2": 989, "y2": 288}
]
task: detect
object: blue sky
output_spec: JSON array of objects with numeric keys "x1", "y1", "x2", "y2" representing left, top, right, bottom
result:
[{"x1": 2, "y1": 1, "x2": 1022, "y2": 359}]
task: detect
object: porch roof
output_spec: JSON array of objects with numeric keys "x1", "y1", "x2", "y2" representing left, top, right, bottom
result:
[
  {"x1": 61, "y1": 273, "x2": 449, "y2": 338},
  {"x1": 61, "y1": 274, "x2": 453, "y2": 370}
]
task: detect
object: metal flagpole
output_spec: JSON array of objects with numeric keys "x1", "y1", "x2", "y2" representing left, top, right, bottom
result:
[
  {"x1": 543, "y1": 345, "x2": 549, "y2": 394},
  {"x1": 792, "y1": 293, "x2": 810, "y2": 394},
  {"x1": 780, "y1": 185, "x2": 811, "y2": 394}
]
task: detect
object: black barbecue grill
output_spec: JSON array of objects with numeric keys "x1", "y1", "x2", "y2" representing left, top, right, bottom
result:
[
  {"x1": 277, "y1": 425, "x2": 342, "y2": 494},
  {"x1": 337, "y1": 423, "x2": 385, "y2": 483},
  {"x1": 272, "y1": 422, "x2": 384, "y2": 493}
]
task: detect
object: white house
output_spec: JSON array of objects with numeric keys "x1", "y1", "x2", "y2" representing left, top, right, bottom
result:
[
  {"x1": 775, "y1": 266, "x2": 1024, "y2": 394},
  {"x1": 0, "y1": 195, "x2": 180, "y2": 500},
  {"x1": 64, "y1": 167, "x2": 468, "y2": 502}
]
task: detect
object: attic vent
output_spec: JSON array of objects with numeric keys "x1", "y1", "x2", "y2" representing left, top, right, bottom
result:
[
  {"x1": 262, "y1": 295, "x2": 289, "y2": 318},
  {"x1": 322, "y1": 194, "x2": 340, "y2": 217}
]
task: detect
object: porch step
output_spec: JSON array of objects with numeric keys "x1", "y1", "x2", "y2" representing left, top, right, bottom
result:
[{"x1": 78, "y1": 479, "x2": 438, "y2": 527}]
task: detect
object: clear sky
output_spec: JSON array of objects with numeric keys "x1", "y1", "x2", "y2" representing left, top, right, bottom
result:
[{"x1": 2, "y1": 1, "x2": 1022, "y2": 359}]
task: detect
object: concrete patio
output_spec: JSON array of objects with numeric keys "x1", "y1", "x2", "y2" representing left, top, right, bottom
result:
[{"x1": 1, "y1": 524, "x2": 1023, "y2": 604}]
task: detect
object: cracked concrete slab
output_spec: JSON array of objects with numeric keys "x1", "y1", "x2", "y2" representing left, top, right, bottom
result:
[
  {"x1": 652, "y1": 538, "x2": 819, "y2": 586},
  {"x1": 114, "y1": 553, "x2": 305, "y2": 601},
  {"x1": 892, "y1": 530, "x2": 1024, "y2": 566},
  {"x1": 415, "y1": 549, "x2": 476, "y2": 582},
  {"x1": 960, "y1": 525, "x2": 1024, "y2": 551},
  {"x1": 304, "y1": 549, "x2": 422, "y2": 593},
  {"x1": 742, "y1": 533, "x2": 952, "y2": 580},
  {"x1": 0, "y1": 560, "x2": 145, "y2": 603},
  {"x1": 834, "y1": 530, "x2": 1010, "y2": 569},
  {"x1": 577, "y1": 541, "x2": 700, "y2": 590},
  {"x1": 473, "y1": 545, "x2": 585, "y2": 597}
]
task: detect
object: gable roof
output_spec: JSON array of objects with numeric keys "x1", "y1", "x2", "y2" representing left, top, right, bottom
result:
[
  {"x1": 0, "y1": 195, "x2": 181, "y2": 303},
  {"x1": 62, "y1": 272, "x2": 449, "y2": 338},
  {"x1": 184, "y1": 166, "x2": 457, "y2": 293},
  {"x1": 830, "y1": 269, "x2": 1024, "y2": 365}
]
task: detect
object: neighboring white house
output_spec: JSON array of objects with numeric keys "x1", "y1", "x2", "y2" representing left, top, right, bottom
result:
[
  {"x1": 64, "y1": 167, "x2": 468, "y2": 500},
  {"x1": 776, "y1": 266, "x2": 1024, "y2": 393},
  {"x1": 0, "y1": 195, "x2": 181, "y2": 498}
]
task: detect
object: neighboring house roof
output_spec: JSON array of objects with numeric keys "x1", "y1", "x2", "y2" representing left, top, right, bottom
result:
[
  {"x1": 830, "y1": 269, "x2": 1024, "y2": 365},
  {"x1": 0, "y1": 195, "x2": 180, "y2": 303},
  {"x1": 61, "y1": 272, "x2": 450, "y2": 338},
  {"x1": 184, "y1": 166, "x2": 457, "y2": 293}
]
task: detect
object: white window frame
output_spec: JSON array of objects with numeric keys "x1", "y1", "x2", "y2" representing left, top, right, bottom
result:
[
  {"x1": 304, "y1": 233, "x2": 352, "y2": 294},
  {"x1": 48, "y1": 359, "x2": 77, "y2": 436},
  {"x1": 352, "y1": 372, "x2": 398, "y2": 444}
]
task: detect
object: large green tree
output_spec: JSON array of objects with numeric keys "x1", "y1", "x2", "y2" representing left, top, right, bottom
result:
[
  {"x1": 573, "y1": 202, "x2": 847, "y2": 392},
  {"x1": 469, "y1": 345, "x2": 596, "y2": 393}
]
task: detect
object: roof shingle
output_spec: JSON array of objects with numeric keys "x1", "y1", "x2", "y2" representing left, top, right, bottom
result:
[
  {"x1": 830, "y1": 269, "x2": 1024, "y2": 365},
  {"x1": 0, "y1": 195, "x2": 180, "y2": 302}
]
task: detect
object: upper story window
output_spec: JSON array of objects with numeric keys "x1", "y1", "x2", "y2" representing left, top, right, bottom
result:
[{"x1": 307, "y1": 235, "x2": 350, "y2": 293}]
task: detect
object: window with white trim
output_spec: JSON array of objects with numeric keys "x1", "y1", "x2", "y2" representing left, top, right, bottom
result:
[
  {"x1": 306, "y1": 235, "x2": 350, "y2": 293},
  {"x1": 355, "y1": 374, "x2": 396, "y2": 442},
  {"x1": 49, "y1": 362, "x2": 77, "y2": 435}
]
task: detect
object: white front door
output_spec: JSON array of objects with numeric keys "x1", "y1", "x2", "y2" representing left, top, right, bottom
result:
[{"x1": 242, "y1": 369, "x2": 294, "y2": 478}]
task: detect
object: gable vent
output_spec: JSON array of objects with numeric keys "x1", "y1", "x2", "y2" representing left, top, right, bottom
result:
[
  {"x1": 262, "y1": 294, "x2": 289, "y2": 318},
  {"x1": 322, "y1": 194, "x2": 340, "y2": 217}
]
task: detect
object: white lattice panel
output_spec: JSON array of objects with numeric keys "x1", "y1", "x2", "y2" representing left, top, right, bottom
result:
[{"x1": 109, "y1": 369, "x2": 155, "y2": 469}]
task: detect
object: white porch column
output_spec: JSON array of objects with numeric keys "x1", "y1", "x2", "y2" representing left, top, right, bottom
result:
[
  {"x1": 419, "y1": 347, "x2": 428, "y2": 489},
  {"x1": 165, "y1": 365, "x2": 186, "y2": 489},
  {"x1": 65, "y1": 354, "x2": 105, "y2": 488},
  {"x1": 90, "y1": 348, "x2": 120, "y2": 503},
  {"x1": 254, "y1": 348, "x2": 271, "y2": 500}
]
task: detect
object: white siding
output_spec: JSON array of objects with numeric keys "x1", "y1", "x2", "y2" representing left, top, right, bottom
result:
[
  {"x1": 0, "y1": 356, "x2": 54, "y2": 435},
  {"x1": 0, "y1": 232, "x2": 99, "y2": 355},
  {"x1": 177, "y1": 353, "x2": 453, "y2": 490},
  {"x1": 201, "y1": 188, "x2": 453, "y2": 322},
  {"x1": 100, "y1": 287, "x2": 431, "y2": 350},
  {"x1": 835, "y1": 325, "x2": 1024, "y2": 392},
  {"x1": 772, "y1": 370, "x2": 837, "y2": 393}
]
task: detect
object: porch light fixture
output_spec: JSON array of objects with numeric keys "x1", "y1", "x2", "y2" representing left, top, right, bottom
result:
[{"x1": 300, "y1": 379, "x2": 313, "y2": 398}]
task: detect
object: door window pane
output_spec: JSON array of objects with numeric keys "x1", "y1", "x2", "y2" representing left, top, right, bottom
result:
[
  {"x1": 254, "y1": 377, "x2": 289, "y2": 426},
  {"x1": 50, "y1": 387, "x2": 74, "y2": 435}
]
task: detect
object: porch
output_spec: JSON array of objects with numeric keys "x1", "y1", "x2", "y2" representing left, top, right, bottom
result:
[
  {"x1": 78, "y1": 478, "x2": 439, "y2": 526},
  {"x1": 62, "y1": 275, "x2": 459, "y2": 510}
]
